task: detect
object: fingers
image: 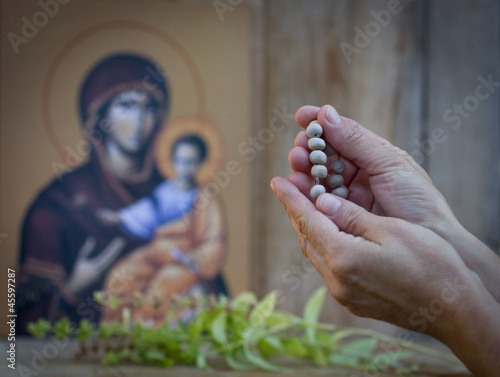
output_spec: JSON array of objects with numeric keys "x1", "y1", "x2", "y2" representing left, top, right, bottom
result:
[
  {"x1": 295, "y1": 105, "x2": 320, "y2": 128},
  {"x1": 77, "y1": 236, "x2": 96, "y2": 259},
  {"x1": 295, "y1": 104, "x2": 431, "y2": 184},
  {"x1": 271, "y1": 177, "x2": 341, "y2": 258},
  {"x1": 294, "y1": 130, "x2": 307, "y2": 147},
  {"x1": 271, "y1": 176, "x2": 379, "y2": 266},
  {"x1": 288, "y1": 146, "x2": 311, "y2": 174},
  {"x1": 288, "y1": 171, "x2": 314, "y2": 199},
  {"x1": 290, "y1": 219, "x2": 338, "y2": 294},
  {"x1": 315, "y1": 105, "x2": 409, "y2": 177},
  {"x1": 291, "y1": 123, "x2": 360, "y2": 188},
  {"x1": 346, "y1": 170, "x2": 374, "y2": 212},
  {"x1": 289, "y1": 143, "x2": 360, "y2": 189},
  {"x1": 94, "y1": 237, "x2": 127, "y2": 272},
  {"x1": 316, "y1": 193, "x2": 385, "y2": 242}
]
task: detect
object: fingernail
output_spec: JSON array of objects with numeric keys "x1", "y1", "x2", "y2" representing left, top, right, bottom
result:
[
  {"x1": 270, "y1": 180, "x2": 277, "y2": 193},
  {"x1": 317, "y1": 194, "x2": 341, "y2": 216},
  {"x1": 325, "y1": 105, "x2": 342, "y2": 126}
]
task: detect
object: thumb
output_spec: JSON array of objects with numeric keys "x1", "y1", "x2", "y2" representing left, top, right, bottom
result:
[
  {"x1": 316, "y1": 193, "x2": 383, "y2": 241},
  {"x1": 317, "y1": 105, "x2": 407, "y2": 177}
]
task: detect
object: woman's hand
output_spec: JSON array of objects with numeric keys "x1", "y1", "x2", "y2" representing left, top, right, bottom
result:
[
  {"x1": 271, "y1": 176, "x2": 500, "y2": 376},
  {"x1": 272, "y1": 176, "x2": 477, "y2": 336},
  {"x1": 288, "y1": 105, "x2": 500, "y2": 302},
  {"x1": 271, "y1": 105, "x2": 500, "y2": 376}
]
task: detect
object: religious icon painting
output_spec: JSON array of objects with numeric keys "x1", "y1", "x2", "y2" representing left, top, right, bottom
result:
[{"x1": 0, "y1": 1, "x2": 253, "y2": 334}]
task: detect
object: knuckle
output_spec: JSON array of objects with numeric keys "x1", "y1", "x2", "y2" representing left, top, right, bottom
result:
[
  {"x1": 396, "y1": 148, "x2": 412, "y2": 161},
  {"x1": 332, "y1": 285, "x2": 353, "y2": 307},
  {"x1": 343, "y1": 123, "x2": 365, "y2": 145},
  {"x1": 345, "y1": 304, "x2": 367, "y2": 317},
  {"x1": 295, "y1": 214, "x2": 311, "y2": 238},
  {"x1": 332, "y1": 254, "x2": 361, "y2": 284},
  {"x1": 340, "y1": 207, "x2": 365, "y2": 234},
  {"x1": 297, "y1": 235, "x2": 310, "y2": 257},
  {"x1": 379, "y1": 218, "x2": 406, "y2": 241}
]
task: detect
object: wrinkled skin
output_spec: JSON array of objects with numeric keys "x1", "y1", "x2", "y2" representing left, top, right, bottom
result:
[{"x1": 271, "y1": 105, "x2": 500, "y2": 376}]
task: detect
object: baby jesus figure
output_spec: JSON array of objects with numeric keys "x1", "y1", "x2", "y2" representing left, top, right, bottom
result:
[
  {"x1": 98, "y1": 134, "x2": 227, "y2": 325},
  {"x1": 97, "y1": 134, "x2": 206, "y2": 242}
]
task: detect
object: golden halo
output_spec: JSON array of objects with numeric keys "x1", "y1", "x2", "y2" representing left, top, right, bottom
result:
[{"x1": 155, "y1": 117, "x2": 226, "y2": 184}]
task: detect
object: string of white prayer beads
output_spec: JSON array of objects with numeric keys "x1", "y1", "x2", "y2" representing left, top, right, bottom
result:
[{"x1": 306, "y1": 120, "x2": 349, "y2": 200}]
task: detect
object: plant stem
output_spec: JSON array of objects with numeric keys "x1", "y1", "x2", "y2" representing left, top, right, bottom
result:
[
  {"x1": 221, "y1": 318, "x2": 303, "y2": 353},
  {"x1": 302, "y1": 322, "x2": 461, "y2": 365}
]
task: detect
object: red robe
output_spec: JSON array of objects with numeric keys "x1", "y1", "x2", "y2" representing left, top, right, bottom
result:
[{"x1": 17, "y1": 150, "x2": 165, "y2": 333}]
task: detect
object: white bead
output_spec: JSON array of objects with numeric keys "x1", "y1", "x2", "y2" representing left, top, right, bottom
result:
[
  {"x1": 332, "y1": 187, "x2": 349, "y2": 199},
  {"x1": 308, "y1": 137, "x2": 326, "y2": 150},
  {"x1": 309, "y1": 150, "x2": 327, "y2": 164},
  {"x1": 324, "y1": 144, "x2": 337, "y2": 156},
  {"x1": 327, "y1": 174, "x2": 344, "y2": 188},
  {"x1": 310, "y1": 184, "x2": 325, "y2": 200},
  {"x1": 331, "y1": 160, "x2": 345, "y2": 174},
  {"x1": 311, "y1": 165, "x2": 328, "y2": 178},
  {"x1": 306, "y1": 121, "x2": 323, "y2": 138}
]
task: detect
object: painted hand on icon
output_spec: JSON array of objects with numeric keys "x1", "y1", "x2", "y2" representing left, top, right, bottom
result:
[{"x1": 65, "y1": 236, "x2": 126, "y2": 296}]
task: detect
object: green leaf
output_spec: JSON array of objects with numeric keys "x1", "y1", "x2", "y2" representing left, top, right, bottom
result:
[
  {"x1": 144, "y1": 348, "x2": 174, "y2": 367},
  {"x1": 343, "y1": 338, "x2": 377, "y2": 357},
  {"x1": 231, "y1": 291, "x2": 257, "y2": 311},
  {"x1": 102, "y1": 351, "x2": 122, "y2": 366},
  {"x1": 109, "y1": 296, "x2": 120, "y2": 310},
  {"x1": 145, "y1": 348, "x2": 166, "y2": 361},
  {"x1": 284, "y1": 336, "x2": 308, "y2": 358},
  {"x1": 194, "y1": 309, "x2": 213, "y2": 330},
  {"x1": 320, "y1": 332, "x2": 335, "y2": 348},
  {"x1": 120, "y1": 347, "x2": 132, "y2": 359},
  {"x1": 93, "y1": 290, "x2": 107, "y2": 305},
  {"x1": 218, "y1": 294, "x2": 228, "y2": 307},
  {"x1": 122, "y1": 307, "x2": 131, "y2": 328},
  {"x1": 210, "y1": 310, "x2": 228, "y2": 346},
  {"x1": 187, "y1": 321, "x2": 202, "y2": 341},
  {"x1": 257, "y1": 335, "x2": 283, "y2": 359},
  {"x1": 249, "y1": 290, "x2": 278, "y2": 327},
  {"x1": 265, "y1": 310, "x2": 298, "y2": 329},
  {"x1": 228, "y1": 315, "x2": 251, "y2": 341},
  {"x1": 27, "y1": 319, "x2": 51, "y2": 339},
  {"x1": 53, "y1": 318, "x2": 73, "y2": 339},
  {"x1": 97, "y1": 322, "x2": 113, "y2": 339},
  {"x1": 330, "y1": 329, "x2": 355, "y2": 345},
  {"x1": 303, "y1": 286, "x2": 327, "y2": 342},
  {"x1": 309, "y1": 347, "x2": 328, "y2": 367},
  {"x1": 243, "y1": 344, "x2": 292, "y2": 373},
  {"x1": 196, "y1": 349, "x2": 210, "y2": 369},
  {"x1": 328, "y1": 353, "x2": 361, "y2": 367},
  {"x1": 76, "y1": 319, "x2": 95, "y2": 343},
  {"x1": 240, "y1": 326, "x2": 265, "y2": 343},
  {"x1": 225, "y1": 352, "x2": 256, "y2": 371}
]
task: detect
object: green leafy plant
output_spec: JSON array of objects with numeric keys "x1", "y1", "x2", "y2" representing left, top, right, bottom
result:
[{"x1": 28, "y1": 286, "x2": 461, "y2": 374}]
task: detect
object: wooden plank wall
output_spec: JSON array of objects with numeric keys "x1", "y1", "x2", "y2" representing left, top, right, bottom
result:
[
  {"x1": 427, "y1": 0, "x2": 500, "y2": 251},
  {"x1": 253, "y1": 0, "x2": 500, "y2": 334}
]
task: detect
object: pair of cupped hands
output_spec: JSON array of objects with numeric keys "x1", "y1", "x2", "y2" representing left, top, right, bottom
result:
[{"x1": 270, "y1": 105, "x2": 500, "y2": 375}]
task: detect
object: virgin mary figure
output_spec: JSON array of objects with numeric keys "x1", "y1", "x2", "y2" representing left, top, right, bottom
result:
[{"x1": 17, "y1": 53, "x2": 229, "y2": 334}]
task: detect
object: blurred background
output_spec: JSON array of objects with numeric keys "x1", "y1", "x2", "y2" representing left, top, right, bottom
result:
[{"x1": 1, "y1": 0, "x2": 499, "y2": 339}]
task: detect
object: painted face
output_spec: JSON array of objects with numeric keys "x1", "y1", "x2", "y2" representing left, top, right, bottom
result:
[
  {"x1": 173, "y1": 143, "x2": 203, "y2": 182},
  {"x1": 105, "y1": 89, "x2": 158, "y2": 154}
]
